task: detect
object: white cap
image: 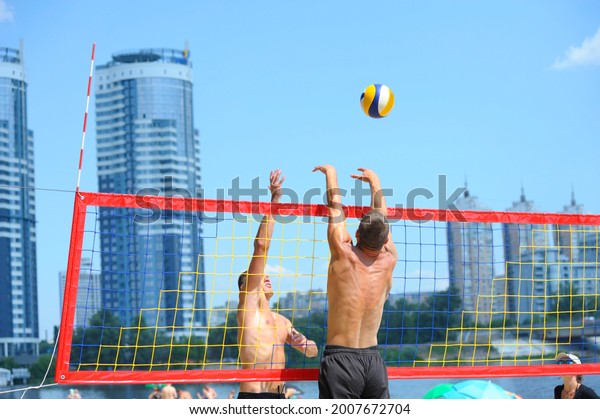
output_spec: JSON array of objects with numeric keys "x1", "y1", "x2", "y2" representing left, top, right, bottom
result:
[{"x1": 556, "y1": 352, "x2": 581, "y2": 364}]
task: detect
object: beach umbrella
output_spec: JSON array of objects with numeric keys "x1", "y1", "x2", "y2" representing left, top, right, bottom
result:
[
  {"x1": 423, "y1": 383, "x2": 456, "y2": 399},
  {"x1": 423, "y1": 380, "x2": 519, "y2": 399},
  {"x1": 285, "y1": 386, "x2": 304, "y2": 399}
]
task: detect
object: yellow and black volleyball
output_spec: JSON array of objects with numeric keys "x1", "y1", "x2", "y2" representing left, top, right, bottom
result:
[{"x1": 360, "y1": 84, "x2": 395, "y2": 118}]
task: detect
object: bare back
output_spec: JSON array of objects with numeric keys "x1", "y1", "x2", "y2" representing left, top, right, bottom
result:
[
  {"x1": 313, "y1": 165, "x2": 397, "y2": 349},
  {"x1": 326, "y1": 243, "x2": 395, "y2": 348}
]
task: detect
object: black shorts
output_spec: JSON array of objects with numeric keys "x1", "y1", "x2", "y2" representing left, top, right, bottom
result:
[
  {"x1": 237, "y1": 391, "x2": 286, "y2": 399},
  {"x1": 318, "y1": 345, "x2": 389, "y2": 399}
]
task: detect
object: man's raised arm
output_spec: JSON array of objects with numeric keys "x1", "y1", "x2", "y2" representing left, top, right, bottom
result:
[
  {"x1": 351, "y1": 168, "x2": 387, "y2": 216},
  {"x1": 313, "y1": 165, "x2": 351, "y2": 252},
  {"x1": 244, "y1": 169, "x2": 285, "y2": 291},
  {"x1": 351, "y1": 168, "x2": 397, "y2": 257}
]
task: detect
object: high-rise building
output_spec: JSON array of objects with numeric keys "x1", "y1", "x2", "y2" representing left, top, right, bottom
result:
[
  {"x1": 58, "y1": 258, "x2": 102, "y2": 327},
  {"x1": 94, "y1": 48, "x2": 205, "y2": 337},
  {"x1": 554, "y1": 190, "x2": 592, "y2": 262},
  {"x1": 569, "y1": 231, "x2": 600, "y2": 297},
  {"x1": 516, "y1": 247, "x2": 568, "y2": 322},
  {"x1": 554, "y1": 192, "x2": 599, "y2": 310},
  {"x1": 502, "y1": 188, "x2": 548, "y2": 322},
  {"x1": 447, "y1": 187, "x2": 495, "y2": 324},
  {"x1": 0, "y1": 45, "x2": 38, "y2": 362}
]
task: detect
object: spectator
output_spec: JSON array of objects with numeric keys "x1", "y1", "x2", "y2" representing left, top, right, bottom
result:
[
  {"x1": 67, "y1": 388, "x2": 82, "y2": 399},
  {"x1": 178, "y1": 388, "x2": 193, "y2": 399},
  {"x1": 554, "y1": 353, "x2": 600, "y2": 399},
  {"x1": 148, "y1": 385, "x2": 161, "y2": 399},
  {"x1": 197, "y1": 384, "x2": 217, "y2": 399},
  {"x1": 160, "y1": 383, "x2": 178, "y2": 399}
]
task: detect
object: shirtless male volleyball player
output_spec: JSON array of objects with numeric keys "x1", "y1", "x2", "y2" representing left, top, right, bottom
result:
[
  {"x1": 313, "y1": 165, "x2": 397, "y2": 399},
  {"x1": 236, "y1": 169, "x2": 318, "y2": 399}
]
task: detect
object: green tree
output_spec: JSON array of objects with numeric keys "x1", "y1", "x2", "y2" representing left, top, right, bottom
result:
[
  {"x1": 0, "y1": 357, "x2": 18, "y2": 370},
  {"x1": 38, "y1": 340, "x2": 54, "y2": 355},
  {"x1": 378, "y1": 297, "x2": 419, "y2": 346},
  {"x1": 285, "y1": 310, "x2": 326, "y2": 368},
  {"x1": 29, "y1": 354, "x2": 55, "y2": 382},
  {"x1": 70, "y1": 309, "x2": 122, "y2": 370},
  {"x1": 206, "y1": 314, "x2": 238, "y2": 362},
  {"x1": 415, "y1": 284, "x2": 463, "y2": 344},
  {"x1": 377, "y1": 285, "x2": 463, "y2": 365},
  {"x1": 545, "y1": 282, "x2": 595, "y2": 327}
]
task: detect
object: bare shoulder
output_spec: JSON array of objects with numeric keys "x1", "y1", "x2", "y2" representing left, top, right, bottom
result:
[
  {"x1": 236, "y1": 298, "x2": 256, "y2": 321},
  {"x1": 339, "y1": 241, "x2": 356, "y2": 257},
  {"x1": 275, "y1": 312, "x2": 292, "y2": 327},
  {"x1": 381, "y1": 247, "x2": 397, "y2": 264}
]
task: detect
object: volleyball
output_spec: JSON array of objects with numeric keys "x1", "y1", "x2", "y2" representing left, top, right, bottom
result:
[{"x1": 360, "y1": 84, "x2": 394, "y2": 118}]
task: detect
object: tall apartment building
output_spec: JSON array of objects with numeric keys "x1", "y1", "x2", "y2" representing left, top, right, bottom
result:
[
  {"x1": 58, "y1": 258, "x2": 102, "y2": 327},
  {"x1": 555, "y1": 193, "x2": 599, "y2": 310},
  {"x1": 554, "y1": 190, "x2": 592, "y2": 262},
  {"x1": 502, "y1": 188, "x2": 548, "y2": 322},
  {"x1": 94, "y1": 48, "x2": 206, "y2": 336},
  {"x1": 446, "y1": 187, "x2": 495, "y2": 324},
  {"x1": 569, "y1": 231, "x2": 600, "y2": 297},
  {"x1": 0, "y1": 45, "x2": 38, "y2": 362}
]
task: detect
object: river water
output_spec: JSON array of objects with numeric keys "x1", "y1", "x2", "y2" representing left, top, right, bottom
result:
[{"x1": 2, "y1": 375, "x2": 600, "y2": 399}]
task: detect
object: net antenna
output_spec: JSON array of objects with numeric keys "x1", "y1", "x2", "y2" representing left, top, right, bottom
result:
[
  {"x1": 54, "y1": 42, "x2": 97, "y2": 385},
  {"x1": 75, "y1": 42, "x2": 96, "y2": 195}
]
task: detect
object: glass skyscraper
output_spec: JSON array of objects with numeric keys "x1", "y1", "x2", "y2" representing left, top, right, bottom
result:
[
  {"x1": 0, "y1": 45, "x2": 38, "y2": 361},
  {"x1": 94, "y1": 48, "x2": 206, "y2": 337}
]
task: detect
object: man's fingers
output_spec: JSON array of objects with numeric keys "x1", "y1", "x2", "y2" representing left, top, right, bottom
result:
[{"x1": 270, "y1": 170, "x2": 284, "y2": 187}]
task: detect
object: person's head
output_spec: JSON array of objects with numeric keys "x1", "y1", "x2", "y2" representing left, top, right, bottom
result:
[
  {"x1": 238, "y1": 271, "x2": 247, "y2": 291},
  {"x1": 356, "y1": 210, "x2": 389, "y2": 252},
  {"x1": 238, "y1": 271, "x2": 274, "y2": 299},
  {"x1": 556, "y1": 352, "x2": 583, "y2": 383}
]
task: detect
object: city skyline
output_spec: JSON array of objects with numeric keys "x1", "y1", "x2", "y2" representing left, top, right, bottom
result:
[{"x1": 0, "y1": 1, "x2": 598, "y2": 340}]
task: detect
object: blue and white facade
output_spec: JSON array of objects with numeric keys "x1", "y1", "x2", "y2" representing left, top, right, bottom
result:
[
  {"x1": 516, "y1": 248, "x2": 569, "y2": 320},
  {"x1": 502, "y1": 189, "x2": 548, "y2": 322},
  {"x1": 95, "y1": 48, "x2": 206, "y2": 336},
  {"x1": 555, "y1": 191, "x2": 594, "y2": 262},
  {"x1": 447, "y1": 188, "x2": 495, "y2": 323},
  {"x1": 0, "y1": 46, "x2": 38, "y2": 361}
]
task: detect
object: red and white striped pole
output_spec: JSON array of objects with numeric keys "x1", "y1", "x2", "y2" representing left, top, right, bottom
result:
[{"x1": 75, "y1": 42, "x2": 96, "y2": 195}]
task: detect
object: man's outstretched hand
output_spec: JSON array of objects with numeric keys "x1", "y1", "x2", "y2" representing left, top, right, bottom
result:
[
  {"x1": 269, "y1": 169, "x2": 285, "y2": 202},
  {"x1": 350, "y1": 168, "x2": 380, "y2": 186},
  {"x1": 313, "y1": 164, "x2": 335, "y2": 175}
]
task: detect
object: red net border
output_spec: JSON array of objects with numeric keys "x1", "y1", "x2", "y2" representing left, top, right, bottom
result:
[{"x1": 56, "y1": 192, "x2": 600, "y2": 384}]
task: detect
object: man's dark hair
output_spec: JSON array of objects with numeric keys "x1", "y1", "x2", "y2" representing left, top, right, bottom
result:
[
  {"x1": 357, "y1": 210, "x2": 389, "y2": 250},
  {"x1": 238, "y1": 271, "x2": 247, "y2": 290}
]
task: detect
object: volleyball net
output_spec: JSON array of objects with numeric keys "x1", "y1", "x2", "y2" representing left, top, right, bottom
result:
[{"x1": 55, "y1": 192, "x2": 600, "y2": 384}]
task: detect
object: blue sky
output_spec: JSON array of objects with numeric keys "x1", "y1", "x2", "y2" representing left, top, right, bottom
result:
[{"x1": 1, "y1": 1, "x2": 599, "y2": 338}]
